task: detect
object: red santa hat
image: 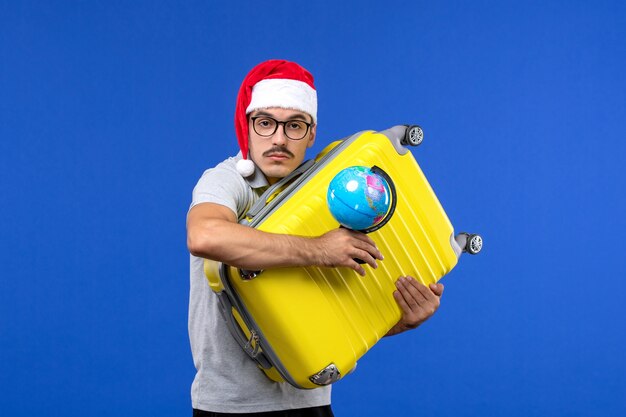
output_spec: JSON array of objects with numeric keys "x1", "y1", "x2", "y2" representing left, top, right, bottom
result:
[{"x1": 234, "y1": 59, "x2": 317, "y2": 177}]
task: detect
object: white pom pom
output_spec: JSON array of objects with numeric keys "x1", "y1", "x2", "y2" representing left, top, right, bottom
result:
[{"x1": 236, "y1": 159, "x2": 255, "y2": 177}]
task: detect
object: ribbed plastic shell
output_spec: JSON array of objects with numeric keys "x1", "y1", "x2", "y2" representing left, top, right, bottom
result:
[{"x1": 218, "y1": 130, "x2": 458, "y2": 388}]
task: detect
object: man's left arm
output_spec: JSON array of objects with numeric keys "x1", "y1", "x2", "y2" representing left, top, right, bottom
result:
[{"x1": 385, "y1": 277, "x2": 444, "y2": 337}]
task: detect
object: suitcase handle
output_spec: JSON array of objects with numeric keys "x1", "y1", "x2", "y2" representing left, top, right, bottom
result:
[{"x1": 246, "y1": 159, "x2": 316, "y2": 220}]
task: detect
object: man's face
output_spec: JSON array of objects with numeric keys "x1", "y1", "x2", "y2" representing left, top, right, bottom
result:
[{"x1": 248, "y1": 107, "x2": 316, "y2": 183}]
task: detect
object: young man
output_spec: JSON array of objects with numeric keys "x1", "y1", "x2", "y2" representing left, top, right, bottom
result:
[{"x1": 186, "y1": 60, "x2": 444, "y2": 416}]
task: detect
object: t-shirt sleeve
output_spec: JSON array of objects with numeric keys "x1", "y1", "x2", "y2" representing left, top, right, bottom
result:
[{"x1": 190, "y1": 166, "x2": 249, "y2": 217}]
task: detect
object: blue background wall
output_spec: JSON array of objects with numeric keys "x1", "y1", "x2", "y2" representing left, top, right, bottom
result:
[{"x1": 1, "y1": 1, "x2": 625, "y2": 416}]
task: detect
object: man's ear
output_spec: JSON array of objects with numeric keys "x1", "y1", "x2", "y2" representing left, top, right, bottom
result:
[{"x1": 307, "y1": 124, "x2": 316, "y2": 148}]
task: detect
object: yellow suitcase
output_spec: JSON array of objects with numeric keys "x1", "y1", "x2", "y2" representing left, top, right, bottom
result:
[{"x1": 205, "y1": 125, "x2": 482, "y2": 389}]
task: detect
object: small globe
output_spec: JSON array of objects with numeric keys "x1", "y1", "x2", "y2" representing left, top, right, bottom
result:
[{"x1": 327, "y1": 166, "x2": 392, "y2": 231}]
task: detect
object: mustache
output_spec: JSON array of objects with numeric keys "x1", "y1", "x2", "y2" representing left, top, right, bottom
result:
[{"x1": 263, "y1": 146, "x2": 294, "y2": 158}]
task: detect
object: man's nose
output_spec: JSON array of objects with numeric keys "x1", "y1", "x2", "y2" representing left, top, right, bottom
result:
[{"x1": 271, "y1": 124, "x2": 288, "y2": 145}]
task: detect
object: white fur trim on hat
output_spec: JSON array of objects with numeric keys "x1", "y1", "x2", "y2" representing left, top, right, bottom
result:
[
  {"x1": 236, "y1": 158, "x2": 256, "y2": 177},
  {"x1": 246, "y1": 78, "x2": 317, "y2": 122}
]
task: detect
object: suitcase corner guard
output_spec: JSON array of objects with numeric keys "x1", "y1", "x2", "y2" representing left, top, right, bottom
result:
[{"x1": 309, "y1": 363, "x2": 341, "y2": 386}]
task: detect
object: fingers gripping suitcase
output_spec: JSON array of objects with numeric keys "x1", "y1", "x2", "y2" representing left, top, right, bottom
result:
[{"x1": 204, "y1": 125, "x2": 483, "y2": 389}]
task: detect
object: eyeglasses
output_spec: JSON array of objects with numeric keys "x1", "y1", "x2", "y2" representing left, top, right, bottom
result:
[{"x1": 250, "y1": 116, "x2": 313, "y2": 140}]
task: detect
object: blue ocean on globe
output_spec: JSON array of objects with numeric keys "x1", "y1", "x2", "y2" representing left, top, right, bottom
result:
[{"x1": 326, "y1": 166, "x2": 391, "y2": 231}]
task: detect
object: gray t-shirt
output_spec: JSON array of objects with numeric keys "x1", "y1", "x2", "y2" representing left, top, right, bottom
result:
[{"x1": 188, "y1": 154, "x2": 331, "y2": 413}]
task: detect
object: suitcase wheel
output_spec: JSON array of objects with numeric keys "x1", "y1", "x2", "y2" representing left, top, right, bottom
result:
[
  {"x1": 466, "y1": 234, "x2": 483, "y2": 255},
  {"x1": 456, "y1": 232, "x2": 483, "y2": 255},
  {"x1": 402, "y1": 125, "x2": 424, "y2": 147}
]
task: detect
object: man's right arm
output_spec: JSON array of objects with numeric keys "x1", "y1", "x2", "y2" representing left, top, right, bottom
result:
[{"x1": 187, "y1": 202, "x2": 383, "y2": 276}]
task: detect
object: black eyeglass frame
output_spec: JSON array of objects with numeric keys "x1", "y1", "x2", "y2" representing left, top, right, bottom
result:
[{"x1": 249, "y1": 116, "x2": 313, "y2": 140}]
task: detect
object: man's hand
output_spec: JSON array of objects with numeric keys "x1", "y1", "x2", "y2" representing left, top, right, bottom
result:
[
  {"x1": 385, "y1": 277, "x2": 444, "y2": 336},
  {"x1": 312, "y1": 228, "x2": 384, "y2": 276}
]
